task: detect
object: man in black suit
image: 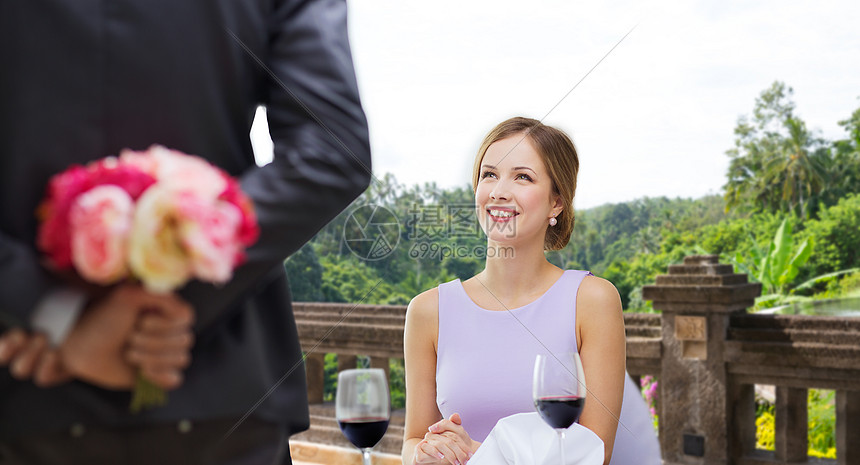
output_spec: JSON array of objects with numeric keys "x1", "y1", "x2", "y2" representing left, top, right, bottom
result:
[{"x1": 0, "y1": 0, "x2": 371, "y2": 463}]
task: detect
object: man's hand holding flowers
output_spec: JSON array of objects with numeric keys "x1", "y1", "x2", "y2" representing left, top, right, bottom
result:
[
  {"x1": 0, "y1": 285, "x2": 194, "y2": 391},
  {"x1": 0, "y1": 146, "x2": 258, "y2": 411}
]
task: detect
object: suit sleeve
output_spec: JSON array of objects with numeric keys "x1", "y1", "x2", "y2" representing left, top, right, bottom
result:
[
  {"x1": 0, "y1": 231, "x2": 59, "y2": 329},
  {"x1": 180, "y1": 0, "x2": 371, "y2": 333}
]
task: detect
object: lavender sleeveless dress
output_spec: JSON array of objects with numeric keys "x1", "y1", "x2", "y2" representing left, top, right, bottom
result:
[{"x1": 435, "y1": 270, "x2": 661, "y2": 465}]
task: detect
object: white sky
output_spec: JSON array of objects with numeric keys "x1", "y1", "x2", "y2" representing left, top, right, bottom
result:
[{"x1": 252, "y1": 0, "x2": 860, "y2": 210}]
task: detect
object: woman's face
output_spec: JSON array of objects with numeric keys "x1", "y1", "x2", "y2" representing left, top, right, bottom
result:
[{"x1": 474, "y1": 134, "x2": 561, "y2": 247}]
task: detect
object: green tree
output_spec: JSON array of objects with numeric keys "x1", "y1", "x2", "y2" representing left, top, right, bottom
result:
[
  {"x1": 725, "y1": 82, "x2": 828, "y2": 218},
  {"x1": 319, "y1": 254, "x2": 409, "y2": 305},
  {"x1": 284, "y1": 244, "x2": 324, "y2": 301},
  {"x1": 836, "y1": 104, "x2": 860, "y2": 152},
  {"x1": 802, "y1": 194, "x2": 860, "y2": 279},
  {"x1": 819, "y1": 105, "x2": 860, "y2": 206}
]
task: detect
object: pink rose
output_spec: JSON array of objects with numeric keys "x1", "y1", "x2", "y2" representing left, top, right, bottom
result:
[
  {"x1": 37, "y1": 160, "x2": 155, "y2": 269},
  {"x1": 116, "y1": 149, "x2": 159, "y2": 177},
  {"x1": 175, "y1": 192, "x2": 243, "y2": 283},
  {"x1": 38, "y1": 165, "x2": 93, "y2": 269},
  {"x1": 121, "y1": 146, "x2": 225, "y2": 199},
  {"x1": 87, "y1": 157, "x2": 157, "y2": 200},
  {"x1": 69, "y1": 185, "x2": 134, "y2": 284}
]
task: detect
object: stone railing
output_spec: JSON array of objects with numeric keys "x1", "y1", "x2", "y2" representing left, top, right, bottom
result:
[
  {"x1": 293, "y1": 255, "x2": 860, "y2": 465},
  {"x1": 643, "y1": 255, "x2": 860, "y2": 465}
]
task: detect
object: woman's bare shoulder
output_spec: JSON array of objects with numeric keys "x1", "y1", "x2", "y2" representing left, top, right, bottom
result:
[
  {"x1": 406, "y1": 287, "x2": 440, "y2": 324},
  {"x1": 576, "y1": 275, "x2": 623, "y2": 319},
  {"x1": 579, "y1": 275, "x2": 620, "y2": 300}
]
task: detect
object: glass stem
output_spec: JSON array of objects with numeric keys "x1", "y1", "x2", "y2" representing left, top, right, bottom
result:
[
  {"x1": 558, "y1": 430, "x2": 566, "y2": 464},
  {"x1": 361, "y1": 447, "x2": 373, "y2": 465}
]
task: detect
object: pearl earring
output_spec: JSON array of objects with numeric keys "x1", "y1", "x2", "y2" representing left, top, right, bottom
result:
[{"x1": 549, "y1": 217, "x2": 557, "y2": 226}]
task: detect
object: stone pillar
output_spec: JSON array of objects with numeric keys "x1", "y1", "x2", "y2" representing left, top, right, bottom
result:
[
  {"x1": 370, "y1": 356, "x2": 391, "y2": 384},
  {"x1": 305, "y1": 352, "x2": 326, "y2": 404},
  {"x1": 837, "y1": 390, "x2": 860, "y2": 465},
  {"x1": 338, "y1": 354, "x2": 358, "y2": 373},
  {"x1": 727, "y1": 383, "x2": 756, "y2": 461},
  {"x1": 642, "y1": 255, "x2": 761, "y2": 465},
  {"x1": 774, "y1": 387, "x2": 807, "y2": 462}
]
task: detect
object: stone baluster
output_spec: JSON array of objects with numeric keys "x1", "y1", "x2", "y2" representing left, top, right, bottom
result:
[
  {"x1": 338, "y1": 354, "x2": 358, "y2": 373},
  {"x1": 774, "y1": 386, "x2": 807, "y2": 462},
  {"x1": 370, "y1": 356, "x2": 391, "y2": 384},
  {"x1": 837, "y1": 390, "x2": 860, "y2": 465},
  {"x1": 305, "y1": 352, "x2": 326, "y2": 404}
]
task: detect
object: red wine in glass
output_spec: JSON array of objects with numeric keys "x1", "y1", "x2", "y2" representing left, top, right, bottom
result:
[
  {"x1": 338, "y1": 417, "x2": 390, "y2": 449},
  {"x1": 336, "y1": 368, "x2": 391, "y2": 465},
  {"x1": 533, "y1": 353, "x2": 586, "y2": 465},
  {"x1": 535, "y1": 396, "x2": 584, "y2": 429}
]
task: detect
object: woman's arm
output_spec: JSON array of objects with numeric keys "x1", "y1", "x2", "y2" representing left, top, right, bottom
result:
[
  {"x1": 576, "y1": 275, "x2": 626, "y2": 465},
  {"x1": 401, "y1": 289, "x2": 475, "y2": 464},
  {"x1": 402, "y1": 288, "x2": 441, "y2": 463}
]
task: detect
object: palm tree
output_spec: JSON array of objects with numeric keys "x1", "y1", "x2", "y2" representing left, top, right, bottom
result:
[
  {"x1": 765, "y1": 117, "x2": 826, "y2": 218},
  {"x1": 724, "y1": 82, "x2": 829, "y2": 218}
]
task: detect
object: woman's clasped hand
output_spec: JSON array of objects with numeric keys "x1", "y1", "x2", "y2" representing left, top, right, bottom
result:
[{"x1": 413, "y1": 413, "x2": 478, "y2": 465}]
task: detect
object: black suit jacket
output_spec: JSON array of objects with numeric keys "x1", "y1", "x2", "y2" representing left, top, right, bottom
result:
[{"x1": 0, "y1": 0, "x2": 371, "y2": 438}]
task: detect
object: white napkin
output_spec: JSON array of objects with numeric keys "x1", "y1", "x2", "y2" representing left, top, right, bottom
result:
[{"x1": 469, "y1": 412, "x2": 604, "y2": 465}]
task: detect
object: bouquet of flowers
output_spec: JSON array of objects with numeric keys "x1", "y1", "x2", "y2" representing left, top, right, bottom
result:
[{"x1": 37, "y1": 145, "x2": 259, "y2": 411}]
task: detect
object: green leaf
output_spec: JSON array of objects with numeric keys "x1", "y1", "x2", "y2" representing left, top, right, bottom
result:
[
  {"x1": 792, "y1": 268, "x2": 860, "y2": 293},
  {"x1": 779, "y1": 295, "x2": 813, "y2": 305},
  {"x1": 760, "y1": 240, "x2": 775, "y2": 292},
  {"x1": 754, "y1": 293, "x2": 783, "y2": 308},
  {"x1": 781, "y1": 237, "x2": 813, "y2": 285},
  {"x1": 768, "y1": 219, "x2": 793, "y2": 289}
]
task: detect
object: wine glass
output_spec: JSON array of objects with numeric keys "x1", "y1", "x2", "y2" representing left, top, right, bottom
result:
[
  {"x1": 336, "y1": 368, "x2": 391, "y2": 465},
  {"x1": 533, "y1": 352, "x2": 586, "y2": 465}
]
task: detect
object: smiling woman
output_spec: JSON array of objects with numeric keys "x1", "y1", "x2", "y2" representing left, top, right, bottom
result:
[
  {"x1": 471, "y1": 117, "x2": 578, "y2": 252},
  {"x1": 400, "y1": 117, "x2": 661, "y2": 465}
]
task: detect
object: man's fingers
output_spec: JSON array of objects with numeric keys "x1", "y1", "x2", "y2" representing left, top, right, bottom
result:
[
  {"x1": 34, "y1": 350, "x2": 58, "y2": 386},
  {"x1": 130, "y1": 331, "x2": 194, "y2": 353},
  {"x1": 34, "y1": 350, "x2": 72, "y2": 388},
  {"x1": 136, "y1": 313, "x2": 194, "y2": 335},
  {"x1": 10, "y1": 334, "x2": 47, "y2": 379},
  {"x1": 0, "y1": 329, "x2": 27, "y2": 365},
  {"x1": 0, "y1": 331, "x2": 65, "y2": 386},
  {"x1": 135, "y1": 291, "x2": 194, "y2": 325},
  {"x1": 127, "y1": 348, "x2": 192, "y2": 370},
  {"x1": 139, "y1": 365, "x2": 183, "y2": 391}
]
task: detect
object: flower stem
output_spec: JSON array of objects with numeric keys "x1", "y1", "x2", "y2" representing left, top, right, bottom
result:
[{"x1": 129, "y1": 372, "x2": 167, "y2": 413}]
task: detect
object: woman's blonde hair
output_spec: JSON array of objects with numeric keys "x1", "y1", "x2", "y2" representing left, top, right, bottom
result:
[{"x1": 471, "y1": 117, "x2": 579, "y2": 251}]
